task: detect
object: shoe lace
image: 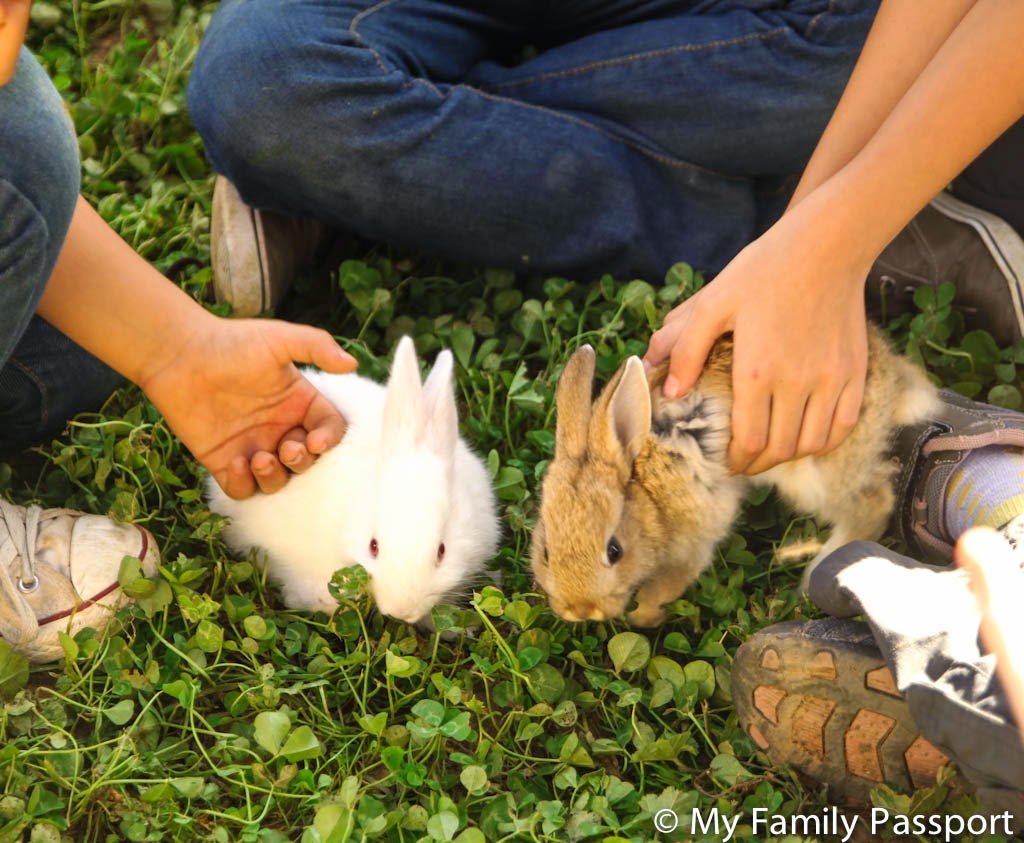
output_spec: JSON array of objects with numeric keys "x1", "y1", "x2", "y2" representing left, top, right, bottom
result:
[{"x1": 0, "y1": 499, "x2": 45, "y2": 643}]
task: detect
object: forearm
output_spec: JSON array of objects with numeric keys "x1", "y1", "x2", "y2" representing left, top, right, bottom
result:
[
  {"x1": 790, "y1": 0, "x2": 977, "y2": 207},
  {"x1": 794, "y1": 0, "x2": 1024, "y2": 265},
  {"x1": 36, "y1": 196, "x2": 216, "y2": 391},
  {"x1": 0, "y1": 0, "x2": 31, "y2": 85}
]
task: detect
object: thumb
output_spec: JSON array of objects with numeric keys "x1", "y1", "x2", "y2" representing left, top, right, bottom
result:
[
  {"x1": 269, "y1": 321, "x2": 357, "y2": 373},
  {"x1": 663, "y1": 316, "x2": 727, "y2": 400}
]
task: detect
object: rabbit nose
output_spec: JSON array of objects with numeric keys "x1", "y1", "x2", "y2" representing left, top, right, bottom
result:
[{"x1": 560, "y1": 603, "x2": 607, "y2": 622}]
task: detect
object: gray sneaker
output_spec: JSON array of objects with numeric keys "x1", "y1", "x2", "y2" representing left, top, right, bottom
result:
[
  {"x1": 0, "y1": 499, "x2": 159, "y2": 662},
  {"x1": 867, "y1": 191, "x2": 1024, "y2": 346},
  {"x1": 889, "y1": 389, "x2": 1024, "y2": 562},
  {"x1": 210, "y1": 176, "x2": 330, "y2": 317}
]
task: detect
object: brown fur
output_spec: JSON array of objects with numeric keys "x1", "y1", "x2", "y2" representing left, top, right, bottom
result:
[{"x1": 531, "y1": 326, "x2": 938, "y2": 626}]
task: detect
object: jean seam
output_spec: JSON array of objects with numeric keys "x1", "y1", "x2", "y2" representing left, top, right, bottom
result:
[
  {"x1": 350, "y1": 0, "x2": 404, "y2": 77},
  {"x1": 804, "y1": 0, "x2": 838, "y2": 42},
  {"x1": 347, "y1": 1, "x2": 743, "y2": 182},
  {"x1": 485, "y1": 27, "x2": 792, "y2": 92},
  {"x1": 469, "y1": 86, "x2": 746, "y2": 179},
  {"x1": 6, "y1": 356, "x2": 49, "y2": 432}
]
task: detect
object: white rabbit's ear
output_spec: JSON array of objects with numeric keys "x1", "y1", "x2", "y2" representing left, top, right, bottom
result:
[
  {"x1": 383, "y1": 336, "x2": 426, "y2": 447},
  {"x1": 555, "y1": 345, "x2": 595, "y2": 460},
  {"x1": 593, "y1": 356, "x2": 650, "y2": 465},
  {"x1": 422, "y1": 348, "x2": 458, "y2": 455}
]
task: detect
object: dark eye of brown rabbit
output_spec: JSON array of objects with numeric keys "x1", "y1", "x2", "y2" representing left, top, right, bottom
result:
[
  {"x1": 437, "y1": 542, "x2": 446, "y2": 565},
  {"x1": 370, "y1": 538, "x2": 379, "y2": 558},
  {"x1": 606, "y1": 537, "x2": 623, "y2": 564}
]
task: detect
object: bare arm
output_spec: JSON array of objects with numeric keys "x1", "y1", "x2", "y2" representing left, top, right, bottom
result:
[
  {"x1": 38, "y1": 198, "x2": 357, "y2": 498},
  {"x1": 0, "y1": 0, "x2": 30, "y2": 85},
  {"x1": 6, "y1": 20, "x2": 355, "y2": 497},
  {"x1": 789, "y1": 0, "x2": 977, "y2": 208},
  {"x1": 806, "y1": 0, "x2": 1024, "y2": 255},
  {"x1": 646, "y1": 0, "x2": 1024, "y2": 475}
]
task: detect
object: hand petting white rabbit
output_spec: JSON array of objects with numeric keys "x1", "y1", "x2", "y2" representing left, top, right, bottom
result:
[{"x1": 207, "y1": 336, "x2": 499, "y2": 624}]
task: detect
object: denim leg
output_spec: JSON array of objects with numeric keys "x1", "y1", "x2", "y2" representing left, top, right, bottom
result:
[
  {"x1": 808, "y1": 542, "x2": 1024, "y2": 797},
  {"x1": 188, "y1": 0, "x2": 877, "y2": 281},
  {"x1": 0, "y1": 49, "x2": 124, "y2": 454}
]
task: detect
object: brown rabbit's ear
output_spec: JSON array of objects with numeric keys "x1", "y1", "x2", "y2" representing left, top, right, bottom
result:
[
  {"x1": 592, "y1": 356, "x2": 650, "y2": 465},
  {"x1": 554, "y1": 345, "x2": 596, "y2": 459}
]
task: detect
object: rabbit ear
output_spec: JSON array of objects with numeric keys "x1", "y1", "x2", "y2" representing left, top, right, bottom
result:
[
  {"x1": 383, "y1": 336, "x2": 426, "y2": 447},
  {"x1": 422, "y1": 348, "x2": 458, "y2": 455},
  {"x1": 555, "y1": 345, "x2": 596, "y2": 459},
  {"x1": 592, "y1": 356, "x2": 651, "y2": 465}
]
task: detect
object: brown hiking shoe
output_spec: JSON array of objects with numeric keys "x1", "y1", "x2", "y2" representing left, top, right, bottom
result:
[
  {"x1": 732, "y1": 618, "x2": 955, "y2": 803},
  {"x1": 866, "y1": 192, "x2": 1024, "y2": 346},
  {"x1": 211, "y1": 176, "x2": 331, "y2": 317},
  {"x1": 0, "y1": 499, "x2": 159, "y2": 663}
]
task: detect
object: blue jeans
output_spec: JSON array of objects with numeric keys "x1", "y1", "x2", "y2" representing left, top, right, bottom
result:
[
  {"x1": 0, "y1": 50, "x2": 123, "y2": 453},
  {"x1": 188, "y1": 0, "x2": 880, "y2": 281}
]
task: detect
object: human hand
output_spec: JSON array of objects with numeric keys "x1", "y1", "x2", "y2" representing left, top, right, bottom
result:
[
  {"x1": 956, "y1": 527, "x2": 1024, "y2": 733},
  {"x1": 644, "y1": 203, "x2": 871, "y2": 475},
  {"x1": 0, "y1": 0, "x2": 30, "y2": 85},
  {"x1": 140, "y1": 314, "x2": 357, "y2": 499}
]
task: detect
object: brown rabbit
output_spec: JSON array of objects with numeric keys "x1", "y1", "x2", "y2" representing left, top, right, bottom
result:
[{"x1": 531, "y1": 325, "x2": 938, "y2": 627}]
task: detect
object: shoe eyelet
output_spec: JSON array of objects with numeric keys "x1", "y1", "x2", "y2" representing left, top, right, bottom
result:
[{"x1": 17, "y1": 575, "x2": 39, "y2": 594}]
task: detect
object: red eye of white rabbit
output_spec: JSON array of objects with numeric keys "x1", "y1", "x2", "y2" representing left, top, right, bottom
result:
[
  {"x1": 370, "y1": 538, "x2": 379, "y2": 558},
  {"x1": 437, "y1": 542, "x2": 446, "y2": 565}
]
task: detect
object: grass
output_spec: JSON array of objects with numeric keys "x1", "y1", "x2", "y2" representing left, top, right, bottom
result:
[{"x1": 3, "y1": 2, "x2": 1023, "y2": 841}]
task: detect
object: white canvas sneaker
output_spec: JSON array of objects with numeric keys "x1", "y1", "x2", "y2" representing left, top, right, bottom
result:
[{"x1": 0, "y1": 499, "x2": 159, "y2": 662}]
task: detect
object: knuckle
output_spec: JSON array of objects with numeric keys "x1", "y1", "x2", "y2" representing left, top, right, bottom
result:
[
  {"x1": 836, "y1": 402, "x2": 861, "y2": 430},
  {"x1": 734, "y1": 429, "x2": 767, "y2": 461},
  {"x1": 765, "y1": 442, "x2": 795, "y2": 466},
  {"x1": 802, "y1": 430, "x2": 830, "y2": 457}
]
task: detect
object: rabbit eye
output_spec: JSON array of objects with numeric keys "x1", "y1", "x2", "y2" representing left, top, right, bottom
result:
[
  {"x1": 369, "y1": 538, "x2": 379, "y2": 558},
  {"x1": 606, "y1": 537, "x2": 623, "y2": 564},
  {"x1": 543, "y1": 547, "x2": 549, "y2": 565},
  {"x1": 437, "y1": 542, "x2": 446, "y2": 565}
]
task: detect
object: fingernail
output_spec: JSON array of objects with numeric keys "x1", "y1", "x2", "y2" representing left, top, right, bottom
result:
[
  {"x1": 642, "y1": 359, "x2": 652, "y2": 374},
  {"x1": 664, "y1": 374, "x2": 680, "y2": 398}
]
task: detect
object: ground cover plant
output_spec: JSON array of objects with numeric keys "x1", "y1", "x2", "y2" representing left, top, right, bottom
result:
[{"x1": 2, "y1": 2, "x2": 1022, "y2": 841}]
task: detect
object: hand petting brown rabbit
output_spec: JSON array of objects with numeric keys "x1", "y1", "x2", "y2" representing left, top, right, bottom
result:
[{"x1": 531, "y1": 325, "x2": 937, "y2": 627}]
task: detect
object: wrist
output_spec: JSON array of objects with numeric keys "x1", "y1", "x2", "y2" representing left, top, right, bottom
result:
[
  {"x1": 132, "y1": 300, "x2": 220, "y2": 395},
  {"x1": 777, "y1": 180, "x2": 886, "y2": 288}
]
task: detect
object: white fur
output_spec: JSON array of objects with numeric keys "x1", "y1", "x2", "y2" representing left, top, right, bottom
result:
[{"x1": 206, "y1": 337, "x2": 499, "y2": 623}]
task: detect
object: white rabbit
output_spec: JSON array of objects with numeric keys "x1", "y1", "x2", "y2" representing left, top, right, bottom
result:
[{"x1": 206, "y1": 336, "x2": 500, "y2": 624}]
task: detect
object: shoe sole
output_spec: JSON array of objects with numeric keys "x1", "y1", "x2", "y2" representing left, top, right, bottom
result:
[
  {"x1": 732, "y1": 619, "x2": 954, "y2": 802},
  {"x1": 211, "y1": 176, "x2": 271, "y2": 317},
  {"x1": 930, "y1": 191, "x2": 1024, "y2": 339}
]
